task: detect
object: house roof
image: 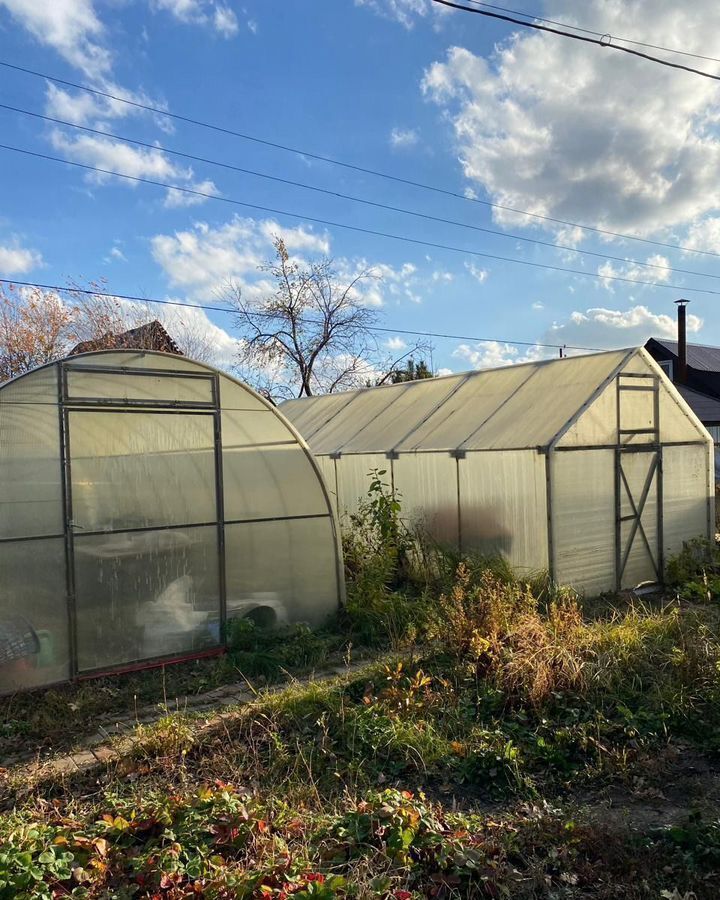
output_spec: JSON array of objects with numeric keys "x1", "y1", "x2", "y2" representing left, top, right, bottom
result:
[
  {"x1": 647, "y1": 337, "x2": 720, "y2": 372},
  {"x1": 70, "y1": 321, "x2": 182, "y2": 356},
  {"x1": 675, "y1": 384, "x2": 720, "y2": 425},
  {"x1": 281, "y1": 348, "x2": 638, "y2": 454}
]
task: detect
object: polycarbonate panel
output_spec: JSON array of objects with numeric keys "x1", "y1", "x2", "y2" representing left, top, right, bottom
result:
[
  {"x1": 223, "y1": 443, "x2": 329, "y2": 522},
  {"x1": 281, "y1": 350, "x2": 634, "y2": 453},
  {"x1": 225, "y1": 517, "x2": 339, "y2": 627},
  {"x1": 462, "y1": 351, "x2": 630, "y2": 451},
  {"x1": 281, "y1": 392, "x2": 357, "y2": 441},
  {"x1": 219, "y1": 376, "x2": 282, "y2": 413},
  {"x1": 619, "y1": 451, "x2": 660, "y2": 587},
  {"x1": 74, "y1": 525, "x2": 221, "y2": 672},
  {"x1": 618, "y1": 380, "x2": 656, "y2": 445},
  {"x1": 662, "y1": 443, "x2": 712, "y2": 557},
  {"x1": 66, "y1": 351, "x2": 201, "y2": 373},
  {"x1": 458, "y1": 450, "x2": 547, "y2": 573},
  {"x1": 658, "y1": 387, "x2": 710, "y2": 443},
  {"x1": 346, "y1": 378, "x2": 464, "y2": 452},
  {"x1": 66, "y1": 370, "x2": 214, "y2": 404},
  {"x1": 552, "y1": 450, "x2": 615, "y2": 595},
  {"x1": 69, "y1": 411, "x2": 216, "y2": 531},
  {"x1": 556, "y1": 383, "x2": 617, "y2": 448},
  {"x1": 222, "y1": 408, "x2": 298, "y2": 448},
  {"x1": 0, "y1": 538, "x2": 69, "y2": 693},
  {"x1": 335, "y1": 454, "x2": 389, "y2": 517},
  {"x1": 315, "y1": 456, "x2": 338, "y2": 514},
  {"x1": 622, "y1": 351, "x2": 709, "y2": 443},
  {"x1": 304, "y1": 389, "x2": 400, "y2": 455},
  {"x1": 401, "y1": 368, "x2": 531, "y2": 451},
  {"x1": 393, "y1": 452, "x2": 459, "y2": 546},
  {"x1": 0, "y1": 365, "x2": 63, "y2": 539}
]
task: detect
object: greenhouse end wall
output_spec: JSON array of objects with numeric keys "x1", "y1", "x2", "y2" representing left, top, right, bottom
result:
[{"x1": 0, "y1": 351, "x2": 344, "y2": 695}]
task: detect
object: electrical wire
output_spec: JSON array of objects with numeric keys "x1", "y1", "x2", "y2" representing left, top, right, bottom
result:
[
  {"x1": 462, "y1": 0, "x2": 720, "y2": 65},
  {"x1": 0, "y1": 277, "x2": 604, "y2": 352},
  {"x1": 5, "y1": 102, "x2": 720, "y2": 283},
  {"x1": 4, "y1": 141, "x2": 720, "y2": 297},
  {"x1": 432, "y1": 0, "x2": 720, "y2": 82},
  {"x1": 2, "y1": 58, "x2": 720, "y2": 259}
]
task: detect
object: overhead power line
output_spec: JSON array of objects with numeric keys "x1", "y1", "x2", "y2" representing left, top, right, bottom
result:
[
  {"x1": 4, "y1": 140, "x2": 720, "y2": 297},
  {"x1": 433, "y1": 0, "x2": 720, "y2": 82},
  {"x1": 5, "y1": 103, "x2": 720, "y2": 283},
  {"x1": 2, "y1": 59, "x2": 719, "y2": 259},
  {"x1": 0, "y1": 277, "x2": 604, "y2": 352},
  {"x1": 463, "y1": 1, "x2": 720, "y2": 65}
]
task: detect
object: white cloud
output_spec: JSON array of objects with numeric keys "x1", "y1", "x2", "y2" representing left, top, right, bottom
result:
[
  {"x1": 257, "y1": 220, "x2": 330, "y2": 255},
  {"x1": 152, "y1": 0, "x2": 205, "y2": 24},
  {"x1": 0, "y1": 0, "x2": 110, "y2": 78},
  {"x1": 464, "y1": 261, "x2": 488, "y2": 283},
  {"x1": 546, "y1": 305, "x2": 703, "y2": 350},
  {"x1": 390, "y1": 127, "x2": 419, "y2": 149},
  {"x1": 151, "y1": 217, "x2": 334, "y2": 299},
  {"x1": 432, "y1": 270, "x2": 453, "y2": 282},
  {"x1": 386, "y1": 336, "x2": 407, "y2": 351},
  {"x1": 597, "y1": 254, "x2": 672, "y2": 291},
  {"x1": 213, "y1": 4, "x2": 238, "y2": 36},
  {"x1": 436, "y1": 367, "x2": 453, "y2": 377},
  {"x1": 151, "y1": 215, "x2": 421, "y2": 309},
  {"x1": 0, "y1": 241, "x2": 43, "y2": 275},
  {"x1": 247, "y1": 18, "x2": 258, "y2": 34},
  {"x1": 150, "y1": 301, "x2": 238, "y2": 370},
  {"x1": 51, "y1": 131, "x2": 187, "y2": 182},
  {"x1": 355, "y1": 0, "x2": 430, "y2": 28},
  {"x1": 422, "y1": 2, "x2": 720, "y2": 240},
  {"x1": 164, "y1": 179, "x2": 221, "y2": 208},
  {"x1": 44, "y1": 82, "x2": 170, "y2": 130},
  {"x1": 454, "y1": 340, "x2": 546, "y2": 370},
  {"x1": 683, "y1": 217, "x2": 720, "y2": 254},
  {"x1": 152, "y1": 0, "x2": 241, "y2": 36},
  {"x1": 49, "y1": 131, "x2": 219, "y2": 207},
  {"x1": 532, "y1": 301, "x2": 544, "y2": 311},
  {"x1": 108, "y1": 246, "x2": 127, "y2": 262}
]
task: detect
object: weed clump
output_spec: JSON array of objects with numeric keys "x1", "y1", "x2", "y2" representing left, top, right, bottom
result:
[
  {"x1": 666, "y1": 537, "x2": 720, "y2": 599},
  {"x1": 430, "y1": 563, "x2": 586, "y2": 706}
]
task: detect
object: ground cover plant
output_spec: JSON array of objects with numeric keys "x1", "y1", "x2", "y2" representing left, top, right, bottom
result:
[{"x1": 2, "y1": 475, "x2": 720, "y2": 896}]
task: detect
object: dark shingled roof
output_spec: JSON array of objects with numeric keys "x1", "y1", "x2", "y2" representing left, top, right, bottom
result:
[
  {"x1": 649, "y1": 338, "x2": 720, "y2": 372},
  {"x1": 70, "y1": 320, "x2": 182, "y2": 357},
  {"x1": 675, "y1": 385, "x2": 720, "y2": 425}
]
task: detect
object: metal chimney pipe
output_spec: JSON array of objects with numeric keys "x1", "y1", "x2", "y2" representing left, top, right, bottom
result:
[{"x1": 675, "y1": 299, "x2": 689, "y2": 384}]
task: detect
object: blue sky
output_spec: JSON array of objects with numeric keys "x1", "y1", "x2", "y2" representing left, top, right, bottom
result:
[{"x1": 1, "y1": 0, "x2": 720, "y2": 375}]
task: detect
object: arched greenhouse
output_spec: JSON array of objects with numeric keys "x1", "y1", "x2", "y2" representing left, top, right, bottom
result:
[{"x1": 0, "y1": 351, "x2": 344, "y2": 694}]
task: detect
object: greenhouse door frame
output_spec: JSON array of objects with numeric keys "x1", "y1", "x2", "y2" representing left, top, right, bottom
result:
[
  {"x1": 57, "y1": 362, "x2": 227, "y2": 679},
  {"x1": 614, "y1": 372, "x2": 663, "y2": 590}
]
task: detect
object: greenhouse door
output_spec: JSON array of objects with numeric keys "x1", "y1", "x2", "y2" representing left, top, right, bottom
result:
[
  {"x1": 615, "y1": 373, "x2": 662, "y2": 589},
  {"x1": 60, "y1": 365, "x2": 225, "y2": 676}
]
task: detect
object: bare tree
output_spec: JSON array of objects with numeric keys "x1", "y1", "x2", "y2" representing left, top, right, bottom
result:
[{"x1": 227, "y1": 237, "x2": 425, "y2": 400}]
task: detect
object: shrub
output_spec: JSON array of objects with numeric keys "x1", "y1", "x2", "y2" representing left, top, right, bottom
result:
[
  {"x1": 430, "y1": 563, "x2": 586, "y2": 706},
  {"x1": 665, "y1": 537, "x2": 720, "y2": 595},
  {"x1": 342, "y1": 470, "x2": 430, "y2": 647}
]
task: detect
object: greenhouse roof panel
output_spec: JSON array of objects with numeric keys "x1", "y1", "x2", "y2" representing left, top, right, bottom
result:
[{"x1": 281, "y1": 349, "x2": 635, "y2": 453}]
